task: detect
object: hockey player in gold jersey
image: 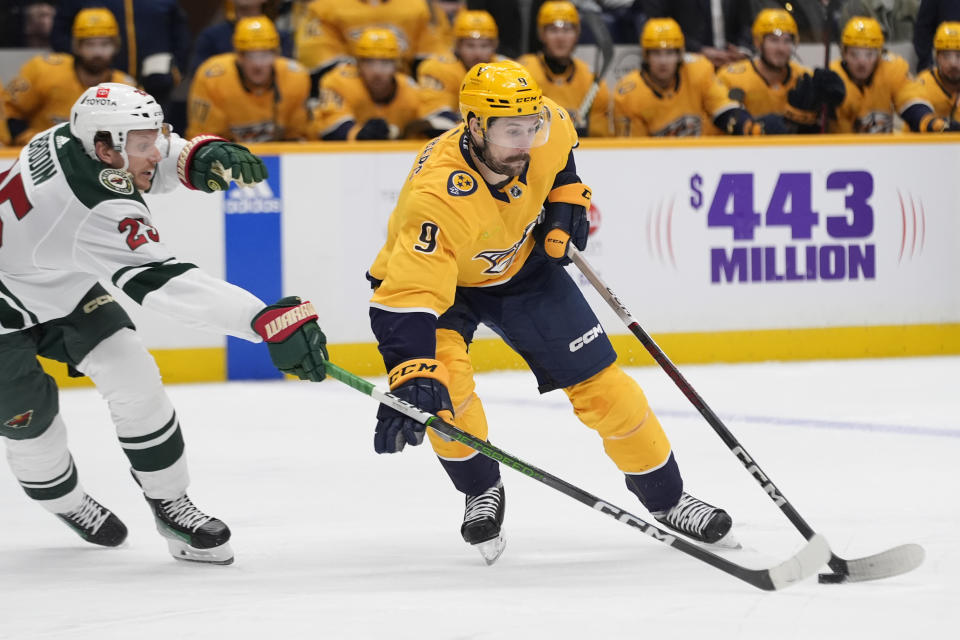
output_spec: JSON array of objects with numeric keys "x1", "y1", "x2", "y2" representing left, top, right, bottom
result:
[
  {"x1": 3, "y1": 8, "x2": 136, "y2": 146},
  {"x1": 187, "y1": 16, "x2": 311, "y2": 141},
  {"x1": 829, "y1": 16, "x2": 950, "y2": 133},
  {"x1": 614, "y1": 18, "x2": 783, "y2": 137},
  {"x1": 313, "y1": 28, "x2": 433, "y2": 140},
  {"x1": 0, "y1": 84, "x2": 10, "y2": 146},
  {"x1": 295, "y1": 0, "x2": 448, "y2": 77},
  {"x1": 718, "y1": 10, "x2": 816, "y2": 127},
  {"x1": 518, "y1": 1, "x2": 611, "y2": 137},
  {"x1": 915, "y1": 22, "x2": 960, "y2": 126},
  {"x1": 367, "y1": 61, "x2": 734, "y2": 563},
  {"x1": 417, "y1": 10, "x2": 502, "y2": 130}
]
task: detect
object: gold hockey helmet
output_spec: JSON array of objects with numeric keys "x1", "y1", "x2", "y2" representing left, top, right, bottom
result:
[
  {"x1": 454, "y1": 10, "x2": 498, "y2": 40},
  {"x1": 841, "y1": 16, "x2": 884, "y2": 49},
  {"x1": 934, "y1": 21, "x2": 960, "y2": 52},
  {"x1": 72, "y1": 8, "x2": 119, "y2": 41},
  {"x1": 538, "y1": 1, "x2": 580, "y2": 29},
  {"x1": 353, "y1": 27, "x2": 400, "y2": 60},
  {"x1": 642, "y1": 18, "x2": 685, "y2": 50},
  {"x1": 459, "y1": 61, "x2": 550, "y2": 147},
  {"x1": 752, "y1": 9, "x2": 798, "y2": 44},
  {"x1": 233, "y1": 16, "x2": 280, "y2": 52}
]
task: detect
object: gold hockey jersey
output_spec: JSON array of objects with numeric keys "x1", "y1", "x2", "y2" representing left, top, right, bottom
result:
[
  {"x1": 417, "y1": 53, "x2": 509, "y2": 116},
  {"x1": 187, "y1": 53, "x2": 311, "y2": 142},
  {"x1": 915, "y1": 68, "x2": 959, "y2": 120},
  {"x1": 368, "y1": 97, "x2": 586, "y2": 316},
  {"x1": 4, "y1": 53, "x2": 136, "y2": 145},
  {"x1": 717, "y1": 58, "x2": 812, "y2": 117},
  {"x1": 0, "y1": 84, "x2": 10, "y2": 146},
  {"x1": 295, "y1": 0, "x2": 448, "y2": 72},
  {"x1": 517, "y1": 53, "x2": 611, "y2": 137},
  {"x1": 613, "y1": 54, "x2": 737, "y2": 137},
  {"x1": 829, "y1": 54, "x2": 928, "y2": 133},
  {"x1": 313, "y1": 62, "x2": 430, "y2": 140}
]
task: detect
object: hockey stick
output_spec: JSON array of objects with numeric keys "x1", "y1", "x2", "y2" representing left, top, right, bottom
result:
[
  {"x1": 574, "y1": 1, "x2": 615, "y2": 130},
  {"x1": 567, "y1": 245, "x2": 925, "y2": 584},
  {"x1": 323, "y1": 360, "x2": 829, "y2": 591}
]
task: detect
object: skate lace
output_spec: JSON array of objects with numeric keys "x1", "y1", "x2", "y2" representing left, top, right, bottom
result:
[
  {"x1": 464, "y1": 483, "x2": 502, "y2": 524},
  {"x1": 64, "y1": 495, "x2": 109, "y2": 534},
  {"x1": 659, "y1": 493, "x2": 715, "y2": 536},
  {"x1": 161, "y1": 495, "x2": 212, "y2": 531}
]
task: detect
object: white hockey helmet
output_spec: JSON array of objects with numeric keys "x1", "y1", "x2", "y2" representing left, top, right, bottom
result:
[{"x1": 70, "y1": 83, "x2": 165, "y2": 162}]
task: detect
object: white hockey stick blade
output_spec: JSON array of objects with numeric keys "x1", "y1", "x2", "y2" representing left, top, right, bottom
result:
[
  {"x1": 819, "y1": 543, "x2": 925, "y2": 584},
  {"x1": 767, "y1": 533, "x2": 832, "y2": 590}
]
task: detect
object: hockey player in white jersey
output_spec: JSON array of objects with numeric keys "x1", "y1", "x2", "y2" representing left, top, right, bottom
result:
[{"x1": 0, "y1": 83, "x2": 328, "y2": 565}]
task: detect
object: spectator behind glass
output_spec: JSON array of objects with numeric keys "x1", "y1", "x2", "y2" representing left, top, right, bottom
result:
[
  {"x1": 0, "y1": 1, "x2": 56, "y2": 48},
  {"x1": 190, "y1": 0, "x2": 295, "y2": 76},
  {"x1": 915, "y1": 0, "x2": 960, "y2": 70},
  {"x1": 641, "y1": 0, "x2": 753, "y2": 68},
  {"x1": 50, "y1": 0, "x2": 190, "y2": 121}
]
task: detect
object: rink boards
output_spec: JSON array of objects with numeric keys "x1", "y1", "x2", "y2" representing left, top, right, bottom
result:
[{"x1": 1, "y1": 134, "x2": 958, "y2": 385}]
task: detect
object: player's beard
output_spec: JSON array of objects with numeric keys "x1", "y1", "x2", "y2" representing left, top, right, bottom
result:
[
  {"x1": 760, "y1": 53, "x2": 787, "y2": 73},
  {"x1": 77, "y1": 55, "x2": 112, "y2": 75},
  {"x1": 474, "y1": 137, "x2": 529, "y2": 176}
]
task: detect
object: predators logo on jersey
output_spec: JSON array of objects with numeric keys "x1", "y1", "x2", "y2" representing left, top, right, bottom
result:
[
  {"x1": 447, "y1": 170, "x2": 477, "y2": 196},
  {"x1": 474, "y1": 220, "x2": 538, "y2": 275}
]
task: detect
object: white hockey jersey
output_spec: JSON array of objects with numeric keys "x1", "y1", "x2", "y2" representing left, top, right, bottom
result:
[{"x1": 0, "y1": 124, "x2": 264, "y2": 341}]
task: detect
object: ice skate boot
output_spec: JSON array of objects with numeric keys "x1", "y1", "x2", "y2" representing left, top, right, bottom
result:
[
  {"x1": 145, "y1": 493, "x2": 233, "y2": 565},
  {"x1": 652, "y1": 492, "x2": 738, "y2": 548},
  {"x1": 56, "y1": 494, "x2": 128, "y2": 547},
  {"x1": 461, "y1": 479, "x2": 506, "y2": 565}
]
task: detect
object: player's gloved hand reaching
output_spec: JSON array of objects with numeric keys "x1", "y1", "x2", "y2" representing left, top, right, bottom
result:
[
  {"x1": 355, "y1": 118, "x2": 391, "y2": 140},
  {"x1": 178, "y1": 135, "x2": 269, "y2": 192},
  {"x1": 252, "y1": 296, "x2": 328, "y2": 382},
  {"x1": 375, "y1": 358, "x2": 453, "y2": 453},
  {"x1": 535, "y1": 201, "x2": 590, "y2": 265},
  {"x1": 812, "y1": 68, "x2": 845, "y2": 109}
]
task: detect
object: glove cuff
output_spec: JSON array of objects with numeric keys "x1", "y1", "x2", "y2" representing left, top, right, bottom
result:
[
  {"x1": 177, "y1": 135, "x2": 228, "y2": 190},
  {"x1": 253, "y1": 300, "x2": 319, "y2": 343},
  {"x1": 784, "y1": 104, "x2": 818, "y2": 126},
  {"x1": 388, "y1": 358, "x2": 449, "y2": 390}
]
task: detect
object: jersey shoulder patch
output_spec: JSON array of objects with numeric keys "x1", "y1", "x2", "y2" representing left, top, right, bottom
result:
[
  {"x1": 446, "y1": 170, "x2": 477, "y2": 197},
  {"x1": 52, "y1": 125, "x2": 145, "y2": 209}
]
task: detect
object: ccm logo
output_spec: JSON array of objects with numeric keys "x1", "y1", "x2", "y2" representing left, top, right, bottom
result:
[
  {"x1": 83, "y1": 294, "x2": 115, "y2": 313},
  {"x1": 569, "y1": 324, "x2": 604, "y2": 352}
]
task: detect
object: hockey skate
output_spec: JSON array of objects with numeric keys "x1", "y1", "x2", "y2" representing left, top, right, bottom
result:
[
  {"x1": 461, "y1": 479, "x2": 506, "y2": 565},
  {"x1": 652, "y1": 492, "x2": 738, "y2": 548},
  {"x1": 56, "y1": 494, "x2": 128, "y2": 547},
  {"x1": 144, "y1": 493, "x2": 233, "y2": 565}
]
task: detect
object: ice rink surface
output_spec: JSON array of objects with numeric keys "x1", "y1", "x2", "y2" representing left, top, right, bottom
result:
[{"x1": 0, "y1": 356, "x2": 957, "y2": 639}]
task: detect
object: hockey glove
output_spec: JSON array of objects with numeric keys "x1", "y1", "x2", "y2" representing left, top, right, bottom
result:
[
  {"x1": 785, "y1": 74, "x2": 819, "y2": 126},
  {"x1": 922, "y1": 115, "x2": 960, "y2": 132},
  {"x1": 812, "y1": 68, "x2": 846, "y2": 109},
  {"x1": 252, "y1": 297, "x2": 328, "y2": 382},
  {"x1": 375, "y1": 359, "x2": 453, "y2": 454},
  {"x1": 355, "y1": 118, "x2": 391, "y2": 140},
  {"x1": 178, "y1": 135, "x2": 268, "y2": 192}
]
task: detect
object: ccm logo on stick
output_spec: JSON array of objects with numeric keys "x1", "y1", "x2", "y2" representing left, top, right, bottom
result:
[{"x1": 570, "y1": 324, "x2": 604, "y2": 352}]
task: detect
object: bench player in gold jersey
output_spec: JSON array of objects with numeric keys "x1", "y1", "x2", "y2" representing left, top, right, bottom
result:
[
  {"x1": 313, "y1": 28, "x2": 433, "y2": 141},
  {"x1": 718, "y1": 9, "x2": 843, "y2": 133},
  {"x1": 416, "y1": 10, "x2": 503, "y2": 132},
  {"x1": 517, "y1": 1, "x2": 611, "y2": 137},
  {"x1": 187, "y1": 16, "x2": 311, "y2": 141},
  {"x1": 829, "y1": 16, "x2": 950, "y2": 133},
  {"x1": 366, "y1": 61, "x2": 735, "y2": 563},
  {"x1": 915, "y1": 22, "x2": 960, "y2": 128},
  {"x1": 295, "y1": 0, "x2": 448, "y2": 78},
  {"x1": 0, "y1": 84, "x2": 10, "y2": 146},
  {"x1": 614, "y1": 18, "x2": 783, "y2": 137},
  {"x1": 4, "y1": 8, "x2": 136, "y2": 146}
]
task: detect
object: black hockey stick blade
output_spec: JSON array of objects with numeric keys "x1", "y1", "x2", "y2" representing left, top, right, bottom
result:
[
  {"x1": 323, "y1": 361, "x2": 830, "y2": 591},
  {"x1": 818, "y1": 543, "x2": 925, "y2": 584},
  {"x1": 567, "y1": 245, "x2": 925, "y2": 584}
]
